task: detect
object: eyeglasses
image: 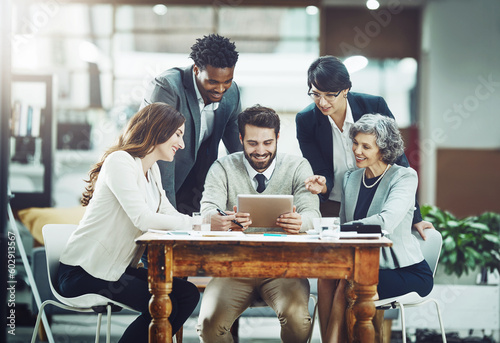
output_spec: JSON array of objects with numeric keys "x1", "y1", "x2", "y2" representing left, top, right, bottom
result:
[{"x1": 308, "y1": 90, "x2": 342, "y2": 102}]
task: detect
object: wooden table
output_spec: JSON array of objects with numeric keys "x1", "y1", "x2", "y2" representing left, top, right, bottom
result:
[{"x1": 136, "y1": 232, "x2": 392, "y2": 343}]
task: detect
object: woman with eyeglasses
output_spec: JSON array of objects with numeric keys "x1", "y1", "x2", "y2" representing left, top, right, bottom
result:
[
  {"x1": 297, "y1": 56, "x2": 423, "y2": 222},
  {"x1": 296, "y1": 56, "x2": 434, "y2": 342}
]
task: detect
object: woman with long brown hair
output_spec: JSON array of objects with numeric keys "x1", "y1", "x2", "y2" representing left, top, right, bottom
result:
[{"x1": 57, "y1": 103, "x2": 200, "y2": 342}]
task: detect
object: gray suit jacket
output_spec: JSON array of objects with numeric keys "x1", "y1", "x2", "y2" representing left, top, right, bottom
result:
[
  {"x1": 340, "y1": 165, "x2": 424, "y2": 269},
  {"x1": 141, "y1": 65, "x2": 242, "y2": 208}
]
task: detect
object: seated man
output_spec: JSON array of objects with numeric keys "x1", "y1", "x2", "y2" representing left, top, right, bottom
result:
[{"x1": 196, "y1": 105, "x2": 320, "y2": 343}]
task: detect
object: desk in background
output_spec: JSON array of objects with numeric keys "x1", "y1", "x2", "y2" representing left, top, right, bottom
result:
[{"x1": 136, "y1": 232, "x2": 392, "y2": 343}]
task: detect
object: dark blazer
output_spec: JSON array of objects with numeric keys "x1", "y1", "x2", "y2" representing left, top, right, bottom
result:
[
  {"x1": 141, "y1": 65, "x2": 242, "y2": 209},
  {"x1": 296, "y1": 92, "x2": 422, "y2": 223}
]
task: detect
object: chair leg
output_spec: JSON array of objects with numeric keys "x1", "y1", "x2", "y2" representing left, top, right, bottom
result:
[
  {"x1": 95, "y1": 313, "x2": 103, "y2": 343},
  {"x1": 31, "y1": 302, "x2": 48, "y2": 343},
  {"x1": 38, "y1": 316, "x2": 48, "y2": 342},
  {"x1": 431, "y1": 299, "x2": 447, "y2": 343},
  {"x1": 399, "y1": 303, "x2": 406, "y2": 343},
  {"x1": 31, "y1": 301, "x2": 57, "y2": 343},
  {"x1": 106, "y1": 304, "x2": 112, "y2": 343}
]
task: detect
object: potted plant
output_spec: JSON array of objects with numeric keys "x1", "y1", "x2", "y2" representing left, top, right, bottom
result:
[
  {"x1": 414, "y1": 206, "x2": 500, "y2": 337},
  {"x1": 420, "y1": 204, "x2": 500, "y2": 282}
]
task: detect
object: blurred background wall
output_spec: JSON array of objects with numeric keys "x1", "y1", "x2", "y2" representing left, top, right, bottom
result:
[{"x1": 3, "y1": 0, "x2": 500, "y2": 218}]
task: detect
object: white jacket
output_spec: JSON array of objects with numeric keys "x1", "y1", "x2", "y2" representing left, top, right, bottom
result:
[{"x1": 60, "y1": 151, "x2": 191, "y2": 281}]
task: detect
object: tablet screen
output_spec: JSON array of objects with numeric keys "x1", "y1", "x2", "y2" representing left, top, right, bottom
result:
[{"x1": 237, "y1": 194, "x2": 293, "y2": 228}]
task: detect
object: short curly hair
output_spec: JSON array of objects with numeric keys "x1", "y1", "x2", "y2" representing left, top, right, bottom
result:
[
  {"x1": 349, "y1": 114, "x2": 405, "y2": 164},
  {"x1": 189, "y1": 34, "x2": 239, "y2": 70}
]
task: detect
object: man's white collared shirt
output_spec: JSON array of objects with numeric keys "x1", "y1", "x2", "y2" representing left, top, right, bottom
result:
[
  {"x1": 243, "y1": 156, "x2": 276, "y2": 192},
  {"x1": 193, "y1": 71, "x2": 219, "y2": 145}
]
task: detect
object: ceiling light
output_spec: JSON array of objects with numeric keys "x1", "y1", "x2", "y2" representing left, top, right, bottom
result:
[
  {"x1": 343, "y1": 55, "x2": 368, "y2": 74},
  {"x1": 306, "y1": 6, "x2": 319, "y2": 16},
  {"x1": 153, "y1": 4, "x2": 168, "y2": 16},
  {"x1": 366, "y1": 0, "x2": 380, "y2": 10},
  {"x1": 397, "y1": 58, "x2": 418, "y2": 74}
]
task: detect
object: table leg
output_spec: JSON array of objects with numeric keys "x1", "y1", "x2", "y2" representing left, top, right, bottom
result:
[
  {"x1": 350, "y1": 246, "x2": 380, "y2": 343},
  {"x1": 352, "y1": 283, "x2": 377, "y2": 343},
  {"x1": 148, "y1": 244, "x2": 173, "y2": 343}
]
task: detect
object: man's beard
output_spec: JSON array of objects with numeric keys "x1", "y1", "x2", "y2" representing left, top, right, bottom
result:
[{"x1": 244, "y1": 150, "x2": 277, "y2": 172}]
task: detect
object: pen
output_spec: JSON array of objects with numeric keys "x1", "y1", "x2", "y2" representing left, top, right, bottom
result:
[
  {"x1": 263, "y1": 233, "x2": 287, "y2": 237},
  {"x1": 216, "y1": 208, "x2": 244, "y2": 229}
]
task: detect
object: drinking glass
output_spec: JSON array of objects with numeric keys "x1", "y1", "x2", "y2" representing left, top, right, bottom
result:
[{"x1": 192, "y1": 212, "x2": 202, "y2": 231}]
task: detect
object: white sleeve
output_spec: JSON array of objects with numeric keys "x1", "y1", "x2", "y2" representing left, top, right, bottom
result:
[{"x1": 103, "y1": 152, "x2": 191, "y2": 232}]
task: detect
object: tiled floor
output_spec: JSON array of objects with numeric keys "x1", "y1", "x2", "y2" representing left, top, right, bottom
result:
[
  {"x1": 9, "y1": 314, "x2": 323, "y2": 343},
  {"x1": 13, "y1": 312, "x2": 486, "y2": 343},
  {"x1": 10, "y1": 224, "x2": 489, "y2": 343}
]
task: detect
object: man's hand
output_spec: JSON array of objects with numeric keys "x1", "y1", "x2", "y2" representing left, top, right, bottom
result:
[
  {"x1": 276, "y1": 206, "x2": 302, "y2": 234},
  {"x1": 210, "y1": 205, "x2": 251, "y2": 231},
  {"x1": 413, "y1": 220, "x2": 435, "y2": 240},
  {"x1": 304, "y1": 175, "x2": 327, "y2": 195},
  {"x1": 233, "y1": 205, "x2": 251, "y2": 231}
]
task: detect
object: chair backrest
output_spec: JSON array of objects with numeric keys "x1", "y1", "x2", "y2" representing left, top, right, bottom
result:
[
  {"x1": 42, "y1": 224, "x2": 79, "y2": 296},
  {"x1": 41, "y1": 223, "x2": 135, "y2": 311},
  {"x1": 411, "y1": 229, "x2": 442, "y2": 277}
]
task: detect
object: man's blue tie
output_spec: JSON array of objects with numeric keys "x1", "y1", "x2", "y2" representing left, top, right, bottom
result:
[{"x1": 255, "y1": 174, "x2": 266, "y2": 193}]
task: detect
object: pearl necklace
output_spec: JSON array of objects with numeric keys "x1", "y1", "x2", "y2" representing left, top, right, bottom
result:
[{"x1": 363, "y1": 164, "x2": 390, "y2": 189}]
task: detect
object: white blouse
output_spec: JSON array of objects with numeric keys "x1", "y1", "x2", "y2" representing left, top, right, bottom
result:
[{"x1": 60, "y1": 151, "x2": 191, "y2": 281}]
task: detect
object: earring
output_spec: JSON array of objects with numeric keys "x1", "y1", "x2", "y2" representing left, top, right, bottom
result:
[{"x1": 344, "y1": 94, "x2": 348, "y2": 98}]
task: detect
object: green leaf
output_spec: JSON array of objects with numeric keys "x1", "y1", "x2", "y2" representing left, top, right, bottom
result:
[
  {"x1": 465, "y1": 246, "x2": 484, "y2": 262},
  {"x1": 491, "y1": 250, "x2": 500, "y2": 260},
  {"x1": 465, "y1": 257, "x2": 477, "y2": 270},
  {"x1": 420, "y1": 205, "x2": 433, "y2": 218},
  {"x1": 448, "y1": 250, "x2": 457, "y2": 264},
  {"x1": 443, "y1": 236, "x2": 456, "y2": 250},
  {"x1": 483, "y1": 234, "x2": 500, "y2": 244},
  {"x1": 468, "y1": 222, "x2": 490, "y2": 231}
]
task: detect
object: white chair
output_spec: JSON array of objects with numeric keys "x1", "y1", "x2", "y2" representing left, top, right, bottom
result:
[
  {"x1": 31, "y1": 224, "x2": 136, "y2": 343},
  {"x1": 374, "y1": 229, "x2": 447, "y2": 343}
]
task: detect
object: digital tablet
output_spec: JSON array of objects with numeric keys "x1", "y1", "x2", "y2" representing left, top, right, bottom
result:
[{"x1": 237, "y1": 194, "x2": 294, "y2": 228}]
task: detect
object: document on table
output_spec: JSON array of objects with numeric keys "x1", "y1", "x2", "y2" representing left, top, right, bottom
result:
[
  {"x1": 148, "y1": 229, "x2": 246, "y2": 237},
  {"x1": 339, "y1": 231, "x2": 383, "y2": 239},
  {"x1": 191, "y1": 231, "x2": 246, "y2": 237},
  {"x1": 148, "y1": 229, "x2": 328, "y2": 241},
  {"x1": 148, "y1": 229, "x2": 192, "y2": 235}
]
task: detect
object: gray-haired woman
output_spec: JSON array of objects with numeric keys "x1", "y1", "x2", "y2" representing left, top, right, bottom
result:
[{"x1": 317, "y1": 114, "x2": 434, "y2": 343}]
